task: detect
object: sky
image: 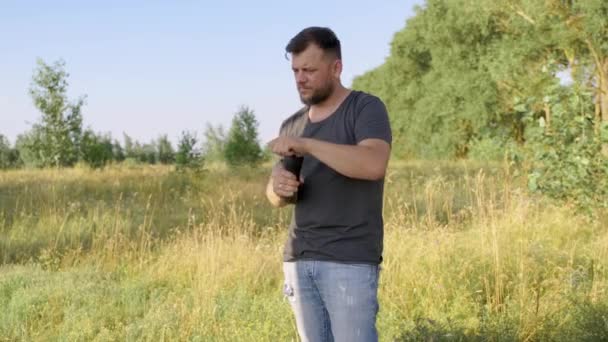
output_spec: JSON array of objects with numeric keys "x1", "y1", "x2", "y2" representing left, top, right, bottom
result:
[{"x1": 0, "y1": 0, "x2": 423, "y2": 146}]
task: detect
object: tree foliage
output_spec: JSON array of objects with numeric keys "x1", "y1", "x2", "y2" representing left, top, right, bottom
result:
[
  {"x1": 224, "y1": 106, "x2": 263, "y2": 167},
  {"x1": 26, "y1": 59, "x2": 85, "y2": 167},
  {"x1": 80, "y1": 130, "x2": 114, "y2": 168},
  {"x1": 156, "y1": 135, "x2": 175, "y2": 164},
  {"x1": 353, "y1": 0, "x2": 608, "y2": 208},
  {"x1": 175, "y1": 131, "x2": 202, "y2": 169},
  {"x1": 201, "y1": 123, "x2": 227, "y2": 162},
  {"x1": 0, "y1": 135, "x2": 20, "y2": 169}
]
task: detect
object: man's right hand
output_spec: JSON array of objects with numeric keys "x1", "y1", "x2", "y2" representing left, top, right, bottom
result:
[{"x1": 271, "y1": 163, "x2": 301, "y2": 198}]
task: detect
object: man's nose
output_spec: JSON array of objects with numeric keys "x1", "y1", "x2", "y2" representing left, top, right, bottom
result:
[{"x1": 295, "y1": 71, "x2": 306, "y2": 84}]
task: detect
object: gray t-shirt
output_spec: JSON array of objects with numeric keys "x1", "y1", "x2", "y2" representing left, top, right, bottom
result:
[{"x1": 279, "y1": 90, "x2": 392, "y2": 265}]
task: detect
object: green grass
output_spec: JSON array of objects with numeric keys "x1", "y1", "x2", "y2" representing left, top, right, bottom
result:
[{"x1": 0, "y1": 161, "x2": 607, "y2": 341}]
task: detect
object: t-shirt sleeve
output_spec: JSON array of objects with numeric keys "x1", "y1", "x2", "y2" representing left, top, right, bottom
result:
[
  {"x1": 274, "y1": 109, "x2": 307, "y2": 163},
  {"x1": 272, "y1": 121, "x2": 288, "y2": 165},
  {"x1": 279, "y1": 119, "x2": 289, "y2": 137},
  {"x1": 354, "y1": 97, "x2": 392, "y2": 145},
  {"x1": 279, "y1": 108, "x2": 308, "y2": 138}
]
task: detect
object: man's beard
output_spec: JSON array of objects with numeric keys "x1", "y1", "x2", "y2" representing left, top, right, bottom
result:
[{"x1": 299, "y1": 81, "x2": 334, "y2": 106}]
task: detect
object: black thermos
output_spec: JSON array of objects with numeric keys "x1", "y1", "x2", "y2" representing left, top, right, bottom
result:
[{"x1": 282, "y1": 155, "x2": 303, "y2": 177}]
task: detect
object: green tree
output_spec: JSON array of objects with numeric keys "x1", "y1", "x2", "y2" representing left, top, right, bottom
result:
[
  {"x1": 0, "y1": 135, "x2": 13, "y2": 169},
  {"x1": 202, "y1": 123, "x2": 227, "y2": 162},
  {"x1": 27, "y1": 58, "x2": 85, "y2": 167},
  {"x1": 139, "y1": 142, "x2": 157, "y2": 164},
  {"x1": 353, "y1": 0, "x2": 507, "y2": 158},
  {"x1": 156, "y1": 135, "x2": 175, "y2": 164},
  {"x1": 123, "y1": 133, "x2": 136, "y2": 160},
  {"x1": 112, "y1": 139, "x2": 125, "y2": 162},
  {"x1": 80, "y1": 130, "x2": 113, "y2": 168},
  {"x1": 175, "y1": 131, "x2": 201, "y2": 169},
  {"x1": 352, "y1": 0, "x2": 608, "y2": 208},
  {"x1": 15, "y1": 128, "x2": 46, "y2": 168},
  {"x1": 224, "y1": 106, "x2": 263, "y2": 167},
  {"x1": 494, "y1": 0, "x2": 608, "y2": 209},
  {"x1": 122, "y1": 134, "x2": 156, "y2": 164}
]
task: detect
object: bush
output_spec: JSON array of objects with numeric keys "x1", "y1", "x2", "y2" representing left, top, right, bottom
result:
[{"x1": 521, "y1": 85, "x2": 608, "y2": 210}]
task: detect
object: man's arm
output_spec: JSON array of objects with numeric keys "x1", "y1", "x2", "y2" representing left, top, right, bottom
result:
[
  {"x1": 268, "y1": 97, "x2": 391, "y2": 181},
  {"x1": 268, "y1": 137, "x2": 390, "y2": 181},
  {"x1": 304, "y1": 138, "x2": 390, "y2": 181},
  {"x1": 266, "y1": 109, "x2": 307, "y2": 207}
]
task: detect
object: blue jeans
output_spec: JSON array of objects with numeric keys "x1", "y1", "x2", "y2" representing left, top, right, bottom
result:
[{"x1": 283, "y1": 260, "x2": 380, "y2": 342}]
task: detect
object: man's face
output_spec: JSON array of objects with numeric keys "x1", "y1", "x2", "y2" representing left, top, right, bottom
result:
[{"x1": 291, "y1": 44, "x2": 341, "y2": 105}]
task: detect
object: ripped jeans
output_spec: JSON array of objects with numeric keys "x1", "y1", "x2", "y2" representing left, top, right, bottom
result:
[{"x1": 283, "y1": 260, "x2": 380, "y2": 342}]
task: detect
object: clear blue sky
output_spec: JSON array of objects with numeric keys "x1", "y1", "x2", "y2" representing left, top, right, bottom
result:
[{"x1": 1, "y1": 0, "x2": 423, "y2": 146}]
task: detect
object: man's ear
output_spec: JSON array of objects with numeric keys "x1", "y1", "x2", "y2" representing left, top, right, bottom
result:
[{"x1": 332, "y1": 59, "x2": 342, "y2": 78}]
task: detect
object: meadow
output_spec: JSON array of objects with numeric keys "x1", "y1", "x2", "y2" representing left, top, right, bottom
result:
[{"x1": 0, "y1": 161, "x2": 607, "y2": 341}]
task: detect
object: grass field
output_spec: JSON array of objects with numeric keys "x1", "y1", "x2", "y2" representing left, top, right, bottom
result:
[{"x1": 1, "y1": 161, "x2": 607, "y2": 341}]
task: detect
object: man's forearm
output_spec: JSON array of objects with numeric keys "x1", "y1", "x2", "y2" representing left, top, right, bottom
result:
[{"x1": 302, "y1": 138, "x2": 388, "y2": 181}]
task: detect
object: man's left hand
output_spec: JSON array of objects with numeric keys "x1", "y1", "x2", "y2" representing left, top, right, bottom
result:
[{"x1": 267, "y1": 136, "x2": 308, "y2": 157}]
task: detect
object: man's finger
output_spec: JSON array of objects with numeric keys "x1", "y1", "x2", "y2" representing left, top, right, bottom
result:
[
  {"x1": 274, "y1": 179, "x2": 299, "y2": 189},
  {"x1": 273, "y1": 186, "x2": 296, "y2": 197},
  {"x1": 278, "y1": 169, "x2": 297, "y2": 180},
  {"x1": 274, "y1": 177, "x2": 299, "y2": 192},
  {"x1": 283, "y1": 178, "x2": 300, "y2": 187}
]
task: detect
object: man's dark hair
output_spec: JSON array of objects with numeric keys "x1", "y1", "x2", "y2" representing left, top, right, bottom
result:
[{"x1": 285, "y1": 27, "x2": 341, "y2": 60}]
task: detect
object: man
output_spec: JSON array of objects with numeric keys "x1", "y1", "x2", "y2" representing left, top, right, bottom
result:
[{"x1": 266, "y1": 27, "x2": 392, "y2": 342}]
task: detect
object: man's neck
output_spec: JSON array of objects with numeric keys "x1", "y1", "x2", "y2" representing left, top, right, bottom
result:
[{"x1": 308, "y1": 86, "x2": 351, "y2": 122}]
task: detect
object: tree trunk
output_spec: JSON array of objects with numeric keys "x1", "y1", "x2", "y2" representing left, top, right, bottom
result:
[
  {"x1": 601, "y1": 57, "x2": 608, "y2": 124},
  {"x1": 589, "y1": 38, "x2": 608, "y2": 156},
  {"x1": 596, "y1": 90, "x2": 601, "y2": 133},
  {"x1": 600, "y1": 57, "x2": 608, "y2": 156}
]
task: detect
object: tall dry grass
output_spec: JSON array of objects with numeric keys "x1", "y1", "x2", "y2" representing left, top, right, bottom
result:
[{"x1": 0, "y1": 161, "x2": 606, "y2": 341}]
